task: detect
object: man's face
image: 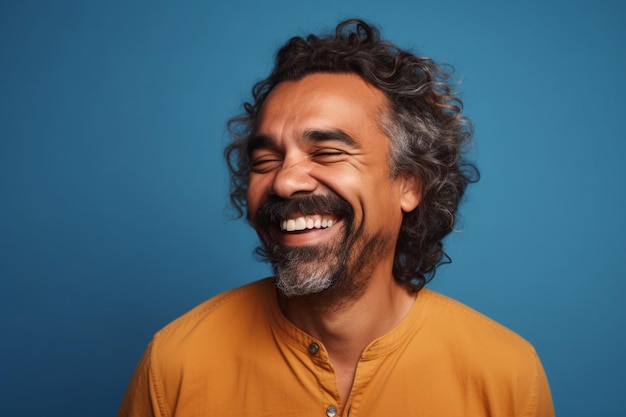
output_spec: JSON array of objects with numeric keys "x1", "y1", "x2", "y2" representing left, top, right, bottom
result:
[{"x1": 246, "y1": 73, "x2": 419, "y2": 299}]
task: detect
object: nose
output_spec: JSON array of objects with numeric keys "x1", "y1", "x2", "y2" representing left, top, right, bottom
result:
[{"x1": 269, "y1": 158, "x2": 318, "y2": 198}]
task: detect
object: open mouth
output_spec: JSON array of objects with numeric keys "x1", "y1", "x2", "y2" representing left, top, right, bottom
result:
[{"x1": 280, "y1": 214, "x2": 339, "y2": 232}]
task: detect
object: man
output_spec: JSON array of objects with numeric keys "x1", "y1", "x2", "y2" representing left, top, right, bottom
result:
[{"x1": 118, "y1": 19, "x2": 554, "y2": 416}]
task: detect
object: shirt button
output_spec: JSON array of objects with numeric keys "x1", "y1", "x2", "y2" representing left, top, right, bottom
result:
[
  {"x1": 308, "y1": 342, "x2": 319, "y2": 355},
  {"x1": 326, "y1": 405, "x2": 337, "y2": 417}
]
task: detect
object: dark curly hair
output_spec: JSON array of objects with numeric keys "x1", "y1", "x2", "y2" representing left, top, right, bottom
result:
[{"x1": 225, "y1": 18, "x2": 479, "y2": 291}]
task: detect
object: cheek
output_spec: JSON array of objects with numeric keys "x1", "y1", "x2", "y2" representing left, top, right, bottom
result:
[
  {"x1": 364, "y1": 179, "x2": 405, "y2": 227},
  {"x1": 245, "y1": 181, "x2": 261, "y2": 220},
  {"x1": 246, "y1": 174, "x2": 275, "y2": 221}
]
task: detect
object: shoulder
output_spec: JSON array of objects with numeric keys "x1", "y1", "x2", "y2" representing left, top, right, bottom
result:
[
  {"x1": 409, "y1": 289, "x2": 554, "y2": 416},
  {"x1": 420, "y1": 289, "x2": 535, "y2": 348},
  {"x1": 122, "y1": 279, "x2": 282, "y2": 416},
  {"x1": 152, "y1": 278, "x2": 276, "y2": 355},
  {"x1": 417, "y1": 289, "x2": 542, "y2": 375}
]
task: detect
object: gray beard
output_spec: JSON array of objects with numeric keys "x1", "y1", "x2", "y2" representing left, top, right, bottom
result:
[
  {"x1": 267, "y1": 225, "x2": 393, "y2": 304},
  {"x1": 270, "y1": 242, "x2": 345, "y2": 297}
]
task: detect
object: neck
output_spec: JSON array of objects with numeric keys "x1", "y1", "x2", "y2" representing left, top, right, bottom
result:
[
  {"x1": 278, "y1": 272, "x2": 416, "y2": 403},
  {"x1": 278, "y1": 272, "x2": 416, "y2": 361}
]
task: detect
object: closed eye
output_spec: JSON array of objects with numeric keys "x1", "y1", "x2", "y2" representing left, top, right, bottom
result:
[
  {"x1": 312, "y1": 148, "x2": 347, "y2": 162},
  {"x1": 251, "y1": 153, "x2": 282, "y2": 173}
]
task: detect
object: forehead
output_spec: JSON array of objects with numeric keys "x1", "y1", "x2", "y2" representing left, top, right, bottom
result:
[{"x1": 256, "y1": 73, "x2": 389, "y2": 140}]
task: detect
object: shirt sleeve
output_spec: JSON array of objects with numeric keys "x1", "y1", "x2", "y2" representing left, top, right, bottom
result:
[
  {"x1": 529, "y1": 352, "x2": 555, "y2": 417},
  {"x1": 117, "y1": 341, "x2": 163, "y2": 417}
]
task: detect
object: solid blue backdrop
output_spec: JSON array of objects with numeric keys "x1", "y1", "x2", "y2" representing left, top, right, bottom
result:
[{"x1": 1, "y1": 1, "x2": 624, "y2": 416}]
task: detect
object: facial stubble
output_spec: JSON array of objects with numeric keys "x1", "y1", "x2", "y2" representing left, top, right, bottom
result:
[{"x1": 257, "y1": 195, "x2": 394, "y2": 306}]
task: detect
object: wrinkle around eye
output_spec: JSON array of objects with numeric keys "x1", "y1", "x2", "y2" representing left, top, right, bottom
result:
[
  {"x1": 311, "y1": 149, "x2": 349, "y2": 164},
  {"x1": 250, "y1": 157, "x2": 282, "y2": 173}
]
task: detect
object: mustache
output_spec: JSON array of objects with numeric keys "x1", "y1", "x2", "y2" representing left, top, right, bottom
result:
[{"x1": 255, "y1": 193, "x2": 353, "y2": 228}]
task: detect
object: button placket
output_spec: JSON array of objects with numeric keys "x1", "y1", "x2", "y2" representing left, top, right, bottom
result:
[{"x1": 304, "y1": 341, "x2": 338, "y2": 417}]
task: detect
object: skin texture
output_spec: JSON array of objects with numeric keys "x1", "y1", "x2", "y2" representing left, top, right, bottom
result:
[{"x1": 246, "y1": 73, "x2": 421, "y2": 402}]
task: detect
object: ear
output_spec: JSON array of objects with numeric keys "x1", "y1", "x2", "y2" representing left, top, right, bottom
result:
[{"x1": 398, "y1": 172, "x2": 421, "y2": 213}]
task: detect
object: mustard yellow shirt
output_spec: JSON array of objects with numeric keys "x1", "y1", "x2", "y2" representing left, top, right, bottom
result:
[{"x1": 118, "y1": 278, "x2": 554, "y2": 417}]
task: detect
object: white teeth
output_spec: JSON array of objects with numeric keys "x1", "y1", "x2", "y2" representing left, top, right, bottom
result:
[{"x1": 280, "y1": 216, "x2": 337, "y2": 231}]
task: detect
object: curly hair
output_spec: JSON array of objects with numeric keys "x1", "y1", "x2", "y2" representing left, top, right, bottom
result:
[{"x1": 225, "y1": 18, "x2": 479, "y2": 291}]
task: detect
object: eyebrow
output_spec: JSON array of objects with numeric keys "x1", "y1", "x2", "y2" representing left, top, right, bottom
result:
[
  {"x1": 246, "y1": 134, "x2": 275, "y2": 156},
  {"x1": 247, "y1": 128, "x2": 359, "y2": 156},
  {"x1": 302, "y1": 128, "x2": 359, "y2": 148}
]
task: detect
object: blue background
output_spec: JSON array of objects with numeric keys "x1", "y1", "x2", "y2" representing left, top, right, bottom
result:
[{"x1": 1, "y1": 1, "x2": 624, "y2": 416}]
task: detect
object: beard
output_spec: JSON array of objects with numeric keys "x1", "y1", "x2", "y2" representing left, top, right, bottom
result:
[{"x1": 255, "y1": 194, "x2": 393, "y2": 302}]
